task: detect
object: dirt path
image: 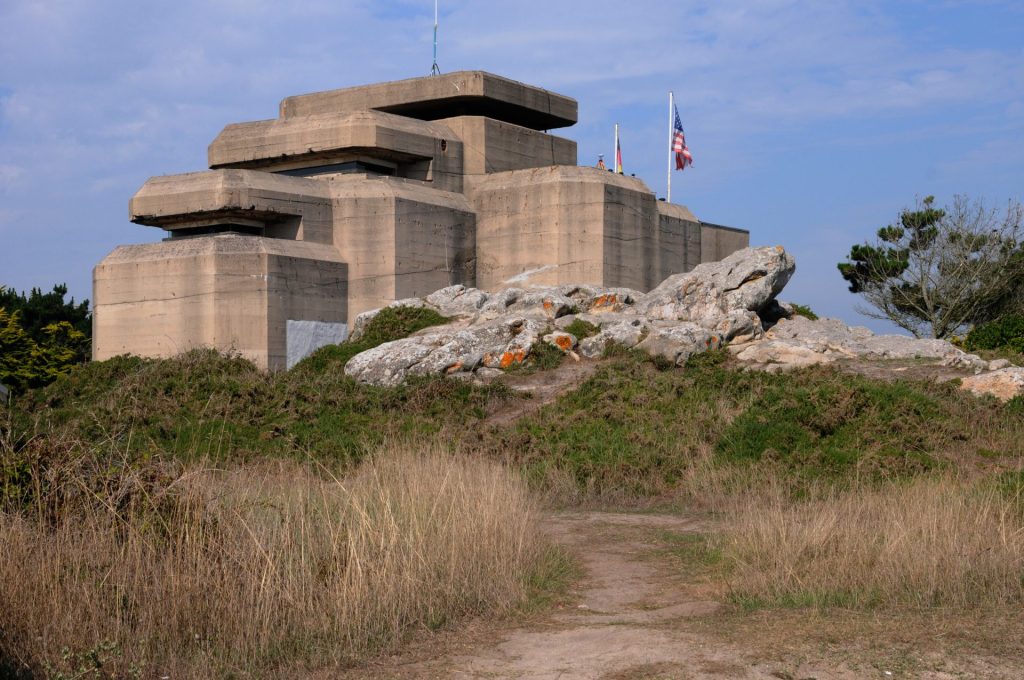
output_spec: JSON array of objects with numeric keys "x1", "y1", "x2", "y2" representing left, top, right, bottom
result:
[
  {"x1": 440, "y1": 512, "x2": 750, "y2": 680},
  {"x1": 348, "y1": 511, "x2": 1022, "y2": 680},
  {"x1": 485, "y1": 360, "x2": 601, "y2": 427},
  {"x1": 368, "y1": 512, "x2": 802, "y2": 680}
]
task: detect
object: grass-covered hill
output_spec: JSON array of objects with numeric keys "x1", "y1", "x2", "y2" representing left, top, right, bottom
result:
[
  {"x1": 2, "y1": 306, "x2": 1024, "y2": 678},
  {"x1": 5, "y1": 306, "x2": 1023, "y2": 505}
]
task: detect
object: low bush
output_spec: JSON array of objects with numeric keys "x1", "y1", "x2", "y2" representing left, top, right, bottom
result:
[
  {"x1": 474, "y1": 356, "x2": 1024, "y2": 500},
  {"x1": 965, "y1": 314, "x2": 1024, "y2": 353},
  {"x1": 2, "y1": 346, "x2": 512, "y2": 510},
  {"x1": 294, "y1": 305, "x2": 449, "y2": 371},
  {"x1": 7, "y1": 335, "x2": 1024, "y2": 509},
  {"x1": 506, "y1": 340, "x2": 566, "y2": 374},
  {"x1": 714, "y1": 372, "x2": 945, "y2": 477},
  {"x1": 563, "y1": 318, "x2": 600, "y2": 340},
  {"x1": 789, "y1": 303, "x2": 819, "y2": 321}
]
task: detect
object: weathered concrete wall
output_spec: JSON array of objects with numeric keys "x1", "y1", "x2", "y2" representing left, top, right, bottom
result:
[
  {"x1": 470, "y1": 166, "x2": 696, "y2": 292},
  {"x1": 286, "y1": 320, "x2": 347, "y2": 369},
  {"x1": 658, "y1": 202, "x2": 702, "y2": 274},
  {"x1": 438, "y1": 116, "x2": 576, "y2": 175},
  {"x1": 700, "y1": 222, "x2": 750, "y2": 263},
  {"x1": 469, "y1": 166, "x2": 603, "y2": 289},
  {"x1": 600, "y1": 179, "x2": 663, "y2": 290},
  {"x1": 329, "y1": 175, "x2": 475, "y2": 319},
  {"x1": 93, "y1": 235, "x2": 346, "y2": 370}
]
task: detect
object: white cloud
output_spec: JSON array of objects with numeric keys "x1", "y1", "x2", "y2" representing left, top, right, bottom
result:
[{"x1": 0, "y1": 164, "x2": 22, "y2": 184}]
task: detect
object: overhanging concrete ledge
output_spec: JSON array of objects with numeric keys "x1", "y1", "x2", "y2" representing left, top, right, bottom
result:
[
  {"x1": 280, "y1": 71, "x2": 577, "y2": 131},
  {"x1": 130, "y1": 169, "x2": 331, "y2": 224},
  {"x1": 208, "y1": 111, "x2": 459, "y2": 170}
]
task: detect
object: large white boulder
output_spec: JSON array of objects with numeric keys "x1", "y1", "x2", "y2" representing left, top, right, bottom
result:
[{"x1": 636, "y1": 246, "x2": 795, "y2": 322}]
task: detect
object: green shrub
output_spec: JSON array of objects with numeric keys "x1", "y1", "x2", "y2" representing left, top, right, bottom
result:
[
  {"x1": 563, "y1": 318, "x2": 600, "y2": 340},
  {"x1": 358, "y1": 305, "x2": 448, "y2": 346},
  {"x1": 293, "y1": 305, "x2": 449, "y2": 371},
  {"x1": 965, "y1": 314, "x2": 1024, "y2": 353},
  {"x1": 0, "y1": 308, "x2": 88, "y2": 393},
  {"x1": 518, "y1": 340, "x2": 566, "y2": 373},
  {"x1": 715, "y1": 372, "x2": 943, "y2": 476},
  {"x1": 478, "y1": 356, "x2": 1024, "y2": 498},
  {"x1": 684, "y1": 347, "x2": 730, "y2": 369},
  {"x1": 790, "y1": 303, "x2": 819, "y2": 321}
]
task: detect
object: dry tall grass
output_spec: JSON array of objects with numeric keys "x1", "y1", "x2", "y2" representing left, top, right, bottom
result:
[
  {"x1": 0, "y1": 444, "x2": 557, "y2": 678},
  {"x1": 719, "y1": 475, "x2": 1024, "y2": 609}
]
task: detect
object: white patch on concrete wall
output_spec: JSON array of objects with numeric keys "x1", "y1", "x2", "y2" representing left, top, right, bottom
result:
[
  {"x1": 286, "y1": 320, "x2": 348, "y2": 369},
  {"x1": 503, "y1": 264, "x2": 558, "y2": 285}
]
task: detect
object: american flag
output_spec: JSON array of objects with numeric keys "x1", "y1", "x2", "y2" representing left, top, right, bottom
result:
[{"x1": 672, "y1": 106, "x2": 693, "y2": 171}]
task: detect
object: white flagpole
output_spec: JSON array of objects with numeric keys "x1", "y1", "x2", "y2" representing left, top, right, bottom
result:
[
  {"x1": 667, "y1": 91, "x2": 673, "y2": 203},
  {"x1": 614, "y1": 123, "x2": 619, "y2": 173},
  {"x1": 431, "y1": 0, "x2": 440, "y2": 75}
]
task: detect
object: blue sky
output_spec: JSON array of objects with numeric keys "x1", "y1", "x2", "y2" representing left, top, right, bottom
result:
[{"x1": 1, "y1": 0, "x2": 1022, "y2": 333}]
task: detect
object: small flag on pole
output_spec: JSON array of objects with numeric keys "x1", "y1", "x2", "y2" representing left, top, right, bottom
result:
[
  {"x1": 614, "y1": 123, "x2": 623, "y2": 174},
  {"x1": 672, "y1": 106, "x2": 693, "y2": 171}
]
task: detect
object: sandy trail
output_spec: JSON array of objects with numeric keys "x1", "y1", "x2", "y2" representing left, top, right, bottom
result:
[
  {"x1": 347, "y1": 511, "x2": 1019, "y2": 680},
  {"x1": 377, "y1": 512, "x2": 791, "y2": 680}
]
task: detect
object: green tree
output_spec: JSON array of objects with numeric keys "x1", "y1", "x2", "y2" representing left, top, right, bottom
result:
[
  {"x1": 0, "y1": 308, "x2": 38, "y2": 393},
  {"x1": 0, "y1": 287, "x2": 90, "y2": 393},
  {"x1": 838, "y1": 195, "x2": 1024, "y2": 339},
  {"x1": 0, "y1": 283, "x2": 90, "y2": 361}
]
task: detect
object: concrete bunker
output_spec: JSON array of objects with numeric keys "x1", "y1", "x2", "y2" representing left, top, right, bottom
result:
[{"x1": 94, "y1": 71, "x2": 749, "y2": 370}]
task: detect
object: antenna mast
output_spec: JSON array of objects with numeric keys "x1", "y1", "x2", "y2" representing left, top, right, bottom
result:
[{"x1": 430, "y1": 0, "x2": 441, "y2": 75}]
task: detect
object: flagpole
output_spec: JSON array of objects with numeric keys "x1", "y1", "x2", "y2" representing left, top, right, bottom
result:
[
  {"x1": 667, "y1": 91, "x2": 673, "y2": 203},
  {"x1": 614, "y1": 123, "x2": 619, "y2": 174},
  {"x1": 431, "y1": 0, "x2": 440, "y2": 75}
]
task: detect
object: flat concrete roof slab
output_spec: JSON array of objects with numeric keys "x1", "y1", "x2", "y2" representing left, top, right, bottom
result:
[
  {"x1": 209, "y1": 110, "x2": 456, "y2": 169},
  {"x1": 280, "y1": 71, "x2": 577, "y2": 131},
  {"x1": 130, "y1": 169, "x2": 330, "y2": 227}
]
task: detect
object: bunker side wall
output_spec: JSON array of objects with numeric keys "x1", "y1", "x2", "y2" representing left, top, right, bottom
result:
[
  {"x1": 93, "y1": 239, "x2": 268, "y2": 368},
  {"x1": 438, "y1": 116, "x2": 576, "y2": 176},
  {"x1": 700, "y1": 223, "x2": 750, "y2": 263},
  {"x1": 329, "y1": 179, "x2": 475, "y2": 320}
]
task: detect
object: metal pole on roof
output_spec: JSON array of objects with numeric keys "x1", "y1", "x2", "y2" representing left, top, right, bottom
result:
[
  {"x1": 667, "y1": 91, "x2": 674, "y2": 203},
  {"x1": 431, "y1": 0, "x2": 441, "y2": 75}
]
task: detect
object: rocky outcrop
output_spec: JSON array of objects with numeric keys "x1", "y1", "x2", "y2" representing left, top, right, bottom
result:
[
  {"x1": 636, "y1": 245, "x2": 795, "y2": 322},
  {"x1": 731, "y1": 315, "x2": 989, "y2": 372},
  {"x1": 345, "y1": 317, "x2": 548, "y2": 387},
  {"x1": 960, "y1": 368, "x2": 1024, "y2": 402},
  {"x1": 343, "y1": 246, "x2": 791, "y2": 385},
  {"x1": 342, "y1": 245, "x2": 1015, "y2": 389}
]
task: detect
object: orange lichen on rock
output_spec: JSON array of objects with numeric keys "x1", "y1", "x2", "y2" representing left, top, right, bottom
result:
[
  {"x1": 499, "y1": 350, "x2": 527, "y2": 368},
  {"x1": 445, "y1": 361, "x2": 464, "y2": 374},
  {"x1": 591, "y1": 293, "x2": 619, "y2": 311},
  {"x1": 554, "y1": 335, "x2": 574, "y2": 350}
]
